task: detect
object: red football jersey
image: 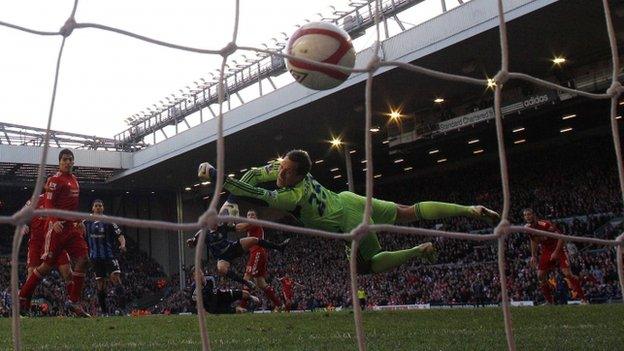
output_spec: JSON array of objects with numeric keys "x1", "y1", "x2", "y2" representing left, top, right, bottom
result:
[
  {"x1": 28, "y1": 194, "x2": 47, "y2": 241},
  {"x1": 247, "y1": 225, "x2": 264, "y2": 240},
  {"x1": 280, "y1": 276, "x2": 294, "y2": 293},
  {"x1": 247, "y1": 225, "x2": 266, "y2": 253},
  {"x1": 45, "y1": 171, "x2": 80, "y2": 220},
  {"x1": 526, "y1": 219, "x2": 560, "y2": 250}
]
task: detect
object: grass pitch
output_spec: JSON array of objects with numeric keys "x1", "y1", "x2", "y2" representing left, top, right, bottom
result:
[{"x1": 1, "y1": 304, "x2": 623, "y2": 350}]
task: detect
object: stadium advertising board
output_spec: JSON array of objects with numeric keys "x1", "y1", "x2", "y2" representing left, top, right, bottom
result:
[
  {"x1": 433, "y1": 91, "x2": 560, "y2": 135},
  {"x1": 372, "y1": 304, "x2": 431, "y2": 311},
  {"x1": 501, "y1": 91, "x2": 558, "y2": 115},
  {"x1": 437, "y1": 108, "x2": 495, "y2": 133}
]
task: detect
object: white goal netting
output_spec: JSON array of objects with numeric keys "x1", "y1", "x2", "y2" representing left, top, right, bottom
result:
[{"x1": 1, "y1": 0, "x2": 623, "y2": 350}]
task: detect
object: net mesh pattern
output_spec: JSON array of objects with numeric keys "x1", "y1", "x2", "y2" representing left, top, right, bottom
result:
[{"x1": 1, "y1": 0, "x2": 623, "y2": 350}]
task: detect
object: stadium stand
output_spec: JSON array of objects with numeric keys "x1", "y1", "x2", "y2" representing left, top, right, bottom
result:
[{"x1": 4, "y1": 130, "x2": 620, "y2": 317}]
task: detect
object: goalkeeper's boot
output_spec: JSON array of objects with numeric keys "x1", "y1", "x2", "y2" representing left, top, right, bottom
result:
[
  {"x1": 418, "y1": 242, "x2": 438, "y2": 264},
  {"x1": 470, "y1": 205, "x2": 500, "y2": 226}
]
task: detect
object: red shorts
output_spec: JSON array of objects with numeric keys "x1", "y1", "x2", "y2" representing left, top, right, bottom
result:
[
  {"x1": 43, "y1": 221, "x2": 88, "y2": 265},
  {"x1": 27, "y1": 235, "x2": 69, "y2": 268},
  {"x1": 245, "y1": 249, "x2": 268, "y2": 278},
  {"x1": 539, "y1": 247, "x2": 570, "y2": 271}
]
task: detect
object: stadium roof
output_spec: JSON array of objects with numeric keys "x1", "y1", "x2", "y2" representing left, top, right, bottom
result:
[
  {"x1": 0, "y1": 143, "x2": 132, "y2": 186},
  {"x1": 106, "y1": 0, "x2": 624, "y2": 192},
  {"x1": 1, "y1": 0, "x2": 622, "y2": 191}
]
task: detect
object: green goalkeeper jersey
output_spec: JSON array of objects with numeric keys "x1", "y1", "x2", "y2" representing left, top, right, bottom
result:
[
  {"x1": 223, "y1": 161, "x2": 397, "y2": 234},
  {"x1": 223, "y1": 161, "x2": 398, "y2": 263},
  {"x1": 224, "y1": 161, "x2": 344, "y2": 232}
]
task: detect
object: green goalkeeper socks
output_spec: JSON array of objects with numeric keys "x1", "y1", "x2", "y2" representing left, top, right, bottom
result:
[
  {"x1": 370, "y1": 243, "x2": 434, "y2": 273},
  {"x1": 366, "y1": 203, "x2": 475, "y2": 273},
  {"x1": 413, "y1": 201, "x2": 472, "y2": 220}
]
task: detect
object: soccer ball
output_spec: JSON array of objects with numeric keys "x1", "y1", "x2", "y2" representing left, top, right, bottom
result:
[
  {"x1": 219, "y1": 201, "x2": 239, "y2": 218},
  {"x1": 286, "y1": 22, "x2": 356, "y2": 90},
  {"x1": 218, "y1": 201, "x2": 239, "y2": 227}
]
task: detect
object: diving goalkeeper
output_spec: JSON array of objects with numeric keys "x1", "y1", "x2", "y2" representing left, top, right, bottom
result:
[{"x1": 198, "y1": 149, "x2": 499, "y2": 275}]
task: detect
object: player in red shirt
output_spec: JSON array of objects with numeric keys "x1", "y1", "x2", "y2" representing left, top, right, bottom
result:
[
  {"x1": 278, "y1": 273, "x2": 304, "y2": 312},
  {"x1": 236, "y1": 209, "x2": 283, "y2": 311},
  {"x1": 23, "y1": 194, "x2": 73, "y2": 294},
  {"x1": 523, "y1": 208, "x2": 586, "y2": 304},
  {"x1": 19, "y1": 149, "x2": 91, "y2": 317}
]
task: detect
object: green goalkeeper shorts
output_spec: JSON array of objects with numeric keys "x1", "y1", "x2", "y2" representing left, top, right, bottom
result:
[{"x1": 339, "y1": 191, "x2": 397, "y2": 272}]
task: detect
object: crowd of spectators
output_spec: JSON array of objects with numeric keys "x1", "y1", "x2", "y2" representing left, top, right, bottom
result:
[
  {"x1": 0, "y1": 240, "x2": 166, "y2": 317},
  {"x1": 1, "y1": 136, "x2": 623, "y2": 316}
]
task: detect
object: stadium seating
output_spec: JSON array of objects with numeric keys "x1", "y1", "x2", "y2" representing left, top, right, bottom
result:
[{"x1": 1, "y1": 135, "x2": 622, "y2": 316}]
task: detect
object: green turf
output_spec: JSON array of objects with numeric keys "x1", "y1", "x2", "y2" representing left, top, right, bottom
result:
[{"x1": 1, "y1": 305, "x2": 623, "y2": 350}]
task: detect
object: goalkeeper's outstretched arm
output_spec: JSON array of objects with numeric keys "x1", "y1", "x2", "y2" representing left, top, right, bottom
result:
[
  {"x1": 223, "y1": 176, "x2": 302, "y2": 212},
  {"x1": 198, "y1": 161, "x2": 302, "y2": 212},
  {"x1": 239, "y1": 161, "x2": 280, "y2": 186}
]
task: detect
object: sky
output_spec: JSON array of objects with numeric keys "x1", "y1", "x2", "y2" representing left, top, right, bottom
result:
[{"x1": 0, "y1": 0, "x2": 451, "y2": 140}]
